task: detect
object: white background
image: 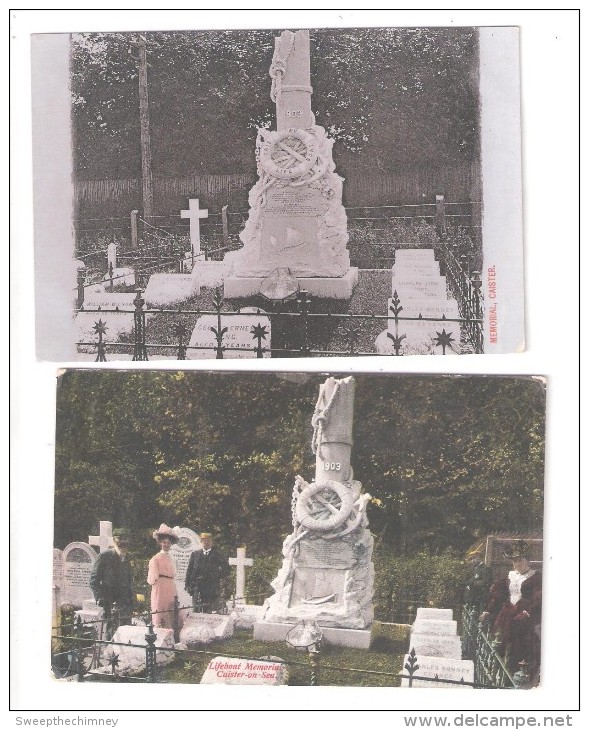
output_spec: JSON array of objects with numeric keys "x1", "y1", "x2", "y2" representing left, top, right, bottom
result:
[{"x1": 10, "y1": 7, "x2": 582, "y2": 723}]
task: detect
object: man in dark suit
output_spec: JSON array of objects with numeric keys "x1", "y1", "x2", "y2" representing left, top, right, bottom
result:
[
  {"x1": 185, "y1": 533, "x2": 229, "y2": 613},
  {"x1": 90, "y1": 527, "x2": 134, "y2": 638}
]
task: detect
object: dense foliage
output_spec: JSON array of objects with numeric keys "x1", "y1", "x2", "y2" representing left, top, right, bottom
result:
[
  {"x1": 71, "y1": 28, "x2": 480, "y2": 180},
  {"x1": 55, "y1": 371, "x2": 545, "y2": 562}
]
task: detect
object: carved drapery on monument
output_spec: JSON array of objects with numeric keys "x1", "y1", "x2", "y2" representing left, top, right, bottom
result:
[
  {"x1": 224, "y1": 31, "x2": 357, "y2": 298},
  {"x1": 257, "y1": 377, "x2": 374, "y2": 637}
]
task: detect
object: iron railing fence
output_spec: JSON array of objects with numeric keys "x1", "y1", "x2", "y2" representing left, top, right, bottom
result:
[
  {"x1": 51, "y1": 618, "x2": 521, "y2": 688},
  {"x1": 75, "y1": 284, "x2": 484, "y2": 360},
  {"x1": 461, "y1": 605, "x2": 528, "y2": 689}
]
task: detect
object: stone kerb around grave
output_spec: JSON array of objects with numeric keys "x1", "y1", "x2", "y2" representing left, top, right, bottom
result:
[{"x1": 61, "y1": 542, "x2": 98, "y2": 608}]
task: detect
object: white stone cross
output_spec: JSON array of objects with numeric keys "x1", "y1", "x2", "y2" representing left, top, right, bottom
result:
[
  {"x1": 107, "y1": 243, "x2": 117, "y2": 273},
  {"x1": 180, "y1": 198, "x2": 208, "y2": 259},
  {"x1": 229, "y1": 547, "x2": 254, "y2": 603},
  {"x1": 89, "y1": 521, "x2": 114, "y2": 553}
]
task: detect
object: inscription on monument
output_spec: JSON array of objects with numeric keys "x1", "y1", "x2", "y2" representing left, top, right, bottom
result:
[{"x1": 264, "y1": 186, "x2": 325, "y2": 217}]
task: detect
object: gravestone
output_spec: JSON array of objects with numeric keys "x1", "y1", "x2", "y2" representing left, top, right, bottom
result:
[
  {"x1": 415, "y1": 607, "x2": 453, "y2": 621},
  {"x1": 143, "y1": 273, "x2": 200, "y2": 307},
  {"x1": 62, "y1": 542, "x2": 97, "y2": 608},
  {"x1": 53, "y1": 549, "x2": 64, "y2": 594},
  {"x1": 186, "y1": 308, "x2": 271, "y2": 359},
  {"x1": 408, "y1": 606, "x2": 462, "y2": 661},
  {"x1": 191, "y1": 260, "x2": 226, "y2": 288},
  {"x1": 95, "y1": 626, "x2": 175, "y2": 675},
  {"x1": 52, "y1": 549, "x2": 64, "y2": 631},
  {"x1": 107, "y1": 243, "x2": 117, "y2": 272},
  {"x1": 224, "y1": 29, "x2": 357, "y2": 299},
  {"x1": 409, "y1": 632, "x2": 462, "y2": 660},
  {"x1": 169, "y1": 526, "x2": 201, "y2": 618},
  {"x1": 228, "y1": 547, "x2": 254, "y2": 603},
  {"x1": 74, "y1": 599, "x2": 105, "y2": 639},
  {"x1": 228, "y1": 603, "x2": 266, "y2": 630},
  {"x1": 412, "y1": 619, "x2": 458, "y2": 636},
  {"x1": 401, "y1": 655, "x2": 474, "y2": 689},
  {"x1": 180, "y1": 198, "x2": 208, "y2": 259},
  {"x1": 180, "y1": 613, "x2": 235, "y2": 647},
  {"x1": 375, "y1": 248, "x2": 461, "y2": 354},
  {"x1": 254, "y1": 376, "x2": 374, "y2": 648},
  {"x1": 75, "y1": 287, "x2": 138, "y2": 352},
  {"x1": 200, "y1": 656, "x2": 288, "y2": 685}
]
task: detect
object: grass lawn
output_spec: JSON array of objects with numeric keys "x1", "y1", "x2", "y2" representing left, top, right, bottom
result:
[{"x1": 158, "y1": 627, "x2": 407, "y2": 686}]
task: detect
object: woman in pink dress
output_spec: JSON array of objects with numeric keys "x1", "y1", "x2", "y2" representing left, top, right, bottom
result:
[{"x1": 147, "y1": 524, "x2": 181, "y2": 629}]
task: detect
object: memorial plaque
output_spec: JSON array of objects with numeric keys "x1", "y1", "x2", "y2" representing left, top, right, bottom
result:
[
  {"x1": 264, "y1": 185, "x2": 326, "y2": 217},
  {"x1": 62, "y1": 542, "x2": 97, "y2": 608},
  {"x1": 289, "y1": 567, "x2": 347, "y2": 608},
  {"x1": 297, "y1": 538, "x2": 355, "y2": 569}
]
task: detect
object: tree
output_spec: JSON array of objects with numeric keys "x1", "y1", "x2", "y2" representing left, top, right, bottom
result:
[
  {"x1": 54, "y1": 372, "x2": 544, "y2": 555},
  {"x1": 70, "y1": 28, "x2": 480, "y2": 180}
]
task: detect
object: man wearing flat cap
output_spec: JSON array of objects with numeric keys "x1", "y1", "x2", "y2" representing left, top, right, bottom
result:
[
  {"x1": 90, "y1": 527, "x2": 134, "y2": 637},
  {"x1": 185, "y1": 533, "x2": 229, "y2": 613}
]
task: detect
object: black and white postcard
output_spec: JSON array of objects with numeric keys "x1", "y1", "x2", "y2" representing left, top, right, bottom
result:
[{"x1": 32, "y1": 24, "x2": 523, "y2": 360}]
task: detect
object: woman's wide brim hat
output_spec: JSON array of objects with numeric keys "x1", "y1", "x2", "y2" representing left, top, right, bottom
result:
[{"x1": 153, "y1": 523, "x2": 179, "y2": 543}]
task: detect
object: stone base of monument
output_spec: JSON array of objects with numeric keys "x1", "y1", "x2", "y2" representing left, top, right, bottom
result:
[
  {"x1": 253, "y1": 621, "x2": 372, "y2": 649},
  {"x1": 223, "y1": 268, "x2": 359, "y2": 300}
]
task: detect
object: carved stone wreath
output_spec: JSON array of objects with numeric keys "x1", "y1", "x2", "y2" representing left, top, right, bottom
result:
[
  {"x1": 295, "y1": 481, "x2": 355, "y2": 532},
  {"x1": 259, "y1": 129, "x2": 318, "y2": 180}
]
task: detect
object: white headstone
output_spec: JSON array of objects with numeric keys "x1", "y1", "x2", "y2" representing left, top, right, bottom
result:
[
  {"x1": 97, "y1": 626, "x2": 175, "y2": 675},
  {"x1": 88, "y1": 521, "x2": 114, "y2": 554},
  {"x1": 107, "y1": 243, "x2": 117, "y2": 272},
  {"x1": 412, "y1": 619, "x2": 458, "y2": 636},
  {"x1": 228, "y1": 547, "x2": 253, "y2": 603},
  {"x1": 186, "y1": 308, "x2": 271, "y2": 359},
  {"x1": 415, "y1": 607, "x2": 454, "y2": 621},
  {"x1": 200, "y1": 655, "x2": 288, "y2": 685},
  {"x1": 227, "y1": 603, "x2": 266, "y2": 630},
  {"x1": 180, "y1": 612, "x2": 235, "y2": 647},
  {"x1": 62, "y1": 542, "x2": 98, "y2": 608},
  {"x1": 53, "y1": 549, "x2": 64, "y2": 592},
  {"x1": 181, "y1": 198, "x2": 208, "y2": 258},
  {"x1": 409, "y1": 633, "x2": 463, "y2": 660},
  {"x1": 192, "y1": 260, "x2": 226, "y2": 288},
  {"x1": 143, "y1": 273, "x2": 200, "y2": 307},
  {"x1": 401, "y1": 654, "x2": 474, "y2": 688},
  {"x1": 169, "y1": 527, "x2": 201, "y2": 617}
]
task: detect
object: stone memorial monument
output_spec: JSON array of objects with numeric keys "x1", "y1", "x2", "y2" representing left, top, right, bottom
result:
[
  {"x1": 224, "y1": 30, "x2": 357, "y2": 299},
  {"x1": 254, "y1": 376, "x2": 374, "y2": 648},
  {"x1": 169, "y1": 526, "x2": 201, "y2": 618},
  {"x1": 62, "y1": 541, "x2": 98, "y2": 608}
]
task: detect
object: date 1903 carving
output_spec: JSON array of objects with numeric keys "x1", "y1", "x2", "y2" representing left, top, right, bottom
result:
[
  {"x1": 323, "y1": 462, "x2": 341, "y2": 471},
  {"x1": 286, "y1": 110, "x2": 302, "y2": 118}
]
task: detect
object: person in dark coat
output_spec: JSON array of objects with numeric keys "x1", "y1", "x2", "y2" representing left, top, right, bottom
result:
[
  {"x1": 463, "y1": 544, "x2": 494, "y2": 613},
  {"x1": 90, "y1": 527, "x2": 134, "y2": 638},
  {"x1": 185, "y1": 533, "x2": 229, "y2": 613},
  {"x1": 479, "y1": 544, "x2": 542, "y2": 678}
]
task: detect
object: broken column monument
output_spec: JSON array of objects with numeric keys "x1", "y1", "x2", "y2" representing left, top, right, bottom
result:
[
  {"x1": 254, "y1": 375, "x2": 374, "y2": 648},
  {"x1": 224, "y1": 30, "x2": 357, "y2": 299}
]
